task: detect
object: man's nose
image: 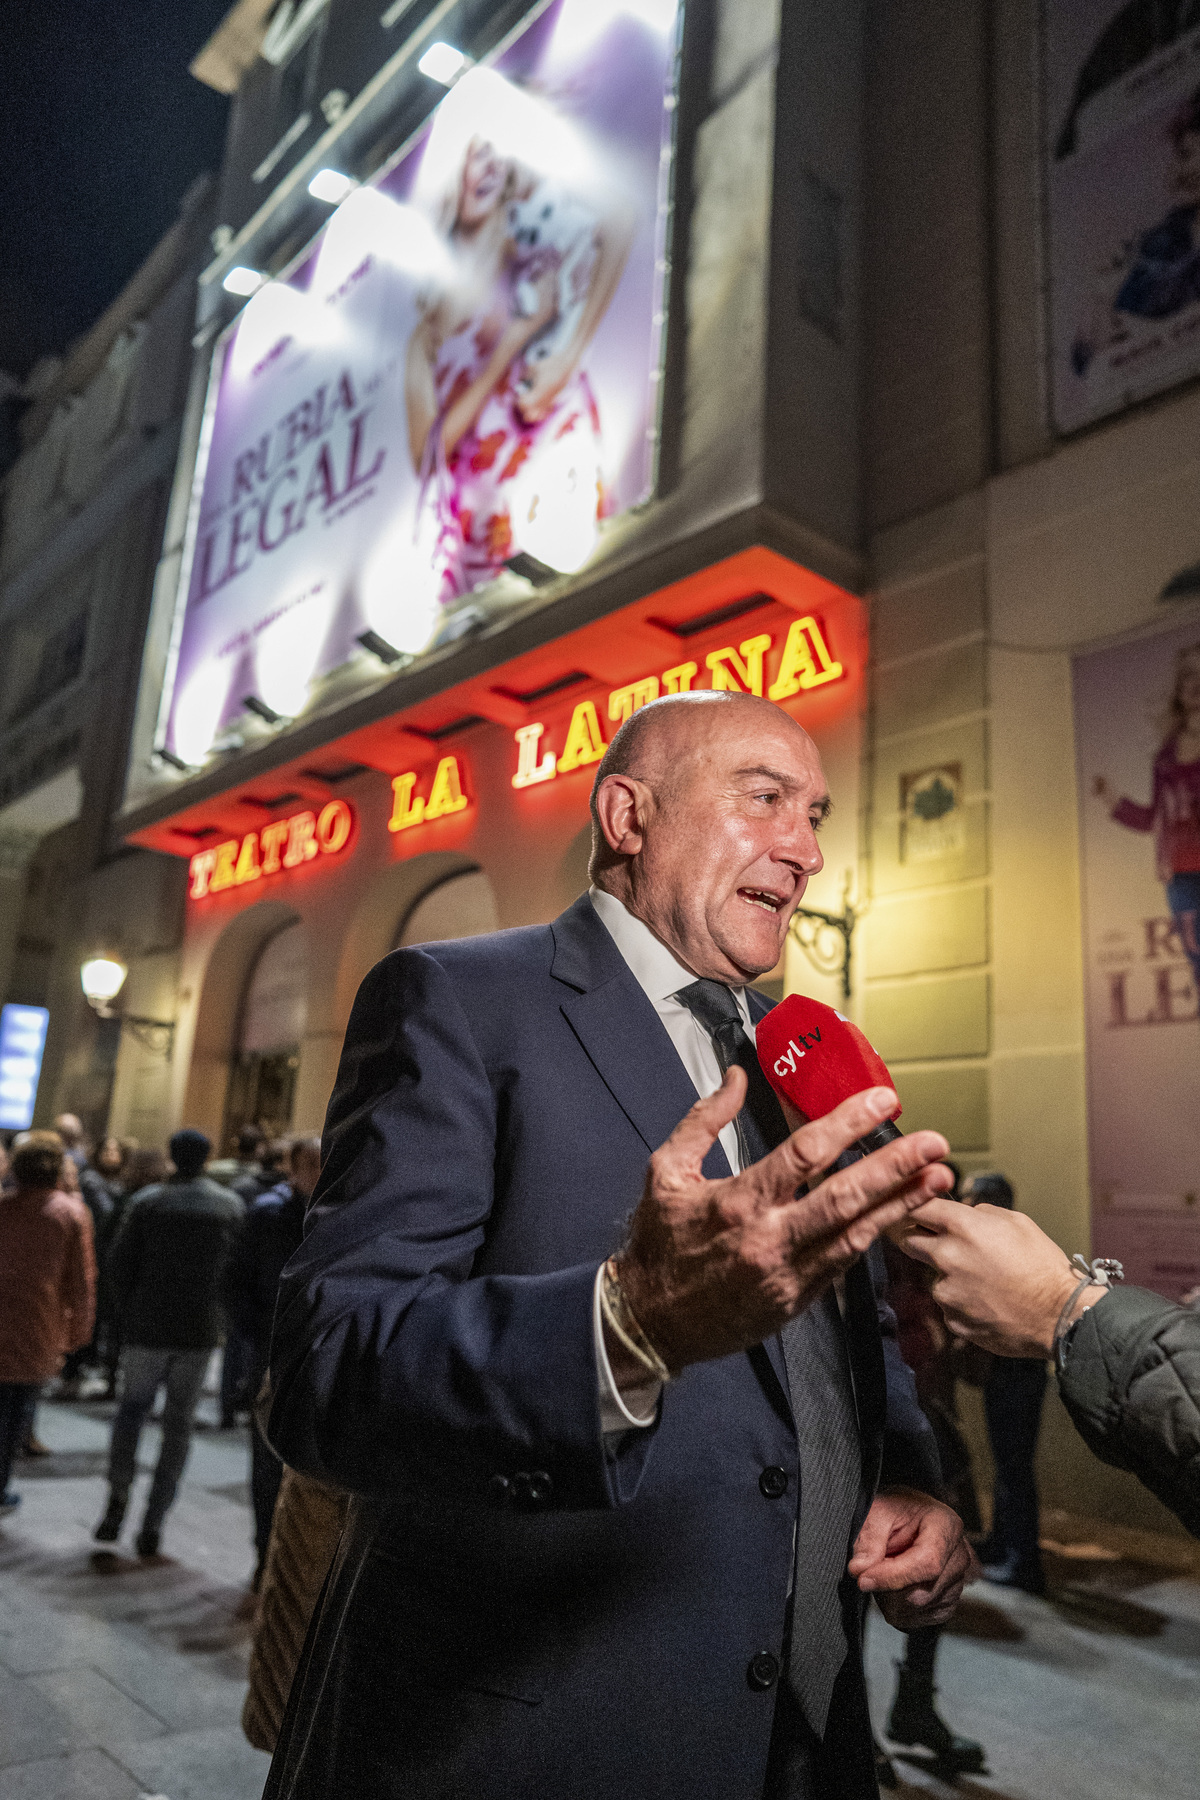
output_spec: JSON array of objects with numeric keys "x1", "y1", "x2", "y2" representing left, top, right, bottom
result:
[{"x1": 781, "y1": 818, "x2": 824, "y2": 876}]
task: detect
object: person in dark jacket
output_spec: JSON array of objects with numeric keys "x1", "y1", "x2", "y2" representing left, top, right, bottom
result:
[
  {"x1": 96, "y1": 1129, "x2": 243, "y2": 1557},
  {"x1": 875, "y1": 1212, "x2": 985, "y2": 1785},
  {"x1": 222, "y1": 1136, "x2": 321, "y2": 1582},
  {"x1": 59, "y1": 1137, "x2": 125, "y2": 1393},
  {"x1": 896, "y1": 1199, "x2": 1200, "y2": 1536},
  {"x1": 208, "y1": 1126, "x2": 269, "y2": 1427},
  {"x1": 959, "y1": 1173, "x2": 1048, "y2": 1595}
]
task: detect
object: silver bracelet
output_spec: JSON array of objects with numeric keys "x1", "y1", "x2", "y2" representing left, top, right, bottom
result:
[{"x1": 1053, "y1": 1253, "x2": 1123, "y2": 1373}]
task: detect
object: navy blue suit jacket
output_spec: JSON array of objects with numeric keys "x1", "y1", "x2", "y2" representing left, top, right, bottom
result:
[{"x1": 264, "y1": 894, "x2": 938, "y2": 1800}]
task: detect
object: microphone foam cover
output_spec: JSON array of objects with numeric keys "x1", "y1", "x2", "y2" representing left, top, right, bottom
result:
[{"x1": 756, "y1": 993, "x2": 901, "y2": 1122}]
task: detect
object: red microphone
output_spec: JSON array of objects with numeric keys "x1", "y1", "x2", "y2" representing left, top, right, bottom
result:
[{"x1": 756, "y1": 995, "x2": 902, "y2": 1165}]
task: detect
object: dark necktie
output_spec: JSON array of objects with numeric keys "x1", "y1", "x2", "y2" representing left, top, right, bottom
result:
[{"x1": 675, "y1": 979, "x2": 865, "y2": 1741}]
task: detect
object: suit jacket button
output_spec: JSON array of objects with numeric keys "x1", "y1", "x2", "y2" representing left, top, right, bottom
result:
[
  {"x1": 527, "y1": 1470, "x2": 554, "y2": 1506},
  {"x1": 488, "y1": 1474, "x2": 512, "y2": 1507},
  {"x1": 759, "y1": 1465, "x2": 789, "y2": 1499},
  {"x1": 511, "y1": 1471, "x2": 533, "y2": 1506},
  {"x1": 747, "y1": 1651, "x2": 780, "y2": 1691}
]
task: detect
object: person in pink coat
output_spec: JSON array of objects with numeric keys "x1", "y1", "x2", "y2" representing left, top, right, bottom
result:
[{"x1": 0, "y1": 1130, "x2": 96, "y2": 1512}]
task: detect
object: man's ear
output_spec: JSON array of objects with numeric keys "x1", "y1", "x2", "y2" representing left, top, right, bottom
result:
[{"x1": 594, "y1": 773, "x2": 646, "y2": 857}]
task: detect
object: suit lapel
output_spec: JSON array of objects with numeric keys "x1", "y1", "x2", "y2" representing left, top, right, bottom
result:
[{"x1": 551, "y1": 898, "x2": 791, "y2": 1414}]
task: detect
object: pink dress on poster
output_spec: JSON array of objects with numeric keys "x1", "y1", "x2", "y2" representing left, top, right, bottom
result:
[{"x1": 420, "y1": 305, "x2": 604, "y2": 603}]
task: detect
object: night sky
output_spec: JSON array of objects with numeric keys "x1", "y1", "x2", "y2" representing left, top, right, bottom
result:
[{"x1": 0, "y1": 3, "x2": 233, "y2": 380}]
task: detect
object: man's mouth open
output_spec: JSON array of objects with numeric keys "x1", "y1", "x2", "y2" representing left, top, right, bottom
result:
[{"x1": 738, "y1": 888, "x2": 786, "y2": 914}]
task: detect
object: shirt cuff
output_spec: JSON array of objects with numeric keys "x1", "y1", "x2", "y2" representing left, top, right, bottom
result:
[{"x1": 593, "y1": 1262, "x2": 660, "y2": 1435}]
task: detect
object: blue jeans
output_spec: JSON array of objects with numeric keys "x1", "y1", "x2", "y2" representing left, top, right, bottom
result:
[
  {"x1": 0, "y1": 1383, "x2": 40, "y2": 1499},
  {"x1": 1166, "y1": 872, "x2": 1200, "y2": 986},
  {"x1": 108, "y1": 1346, "x2": 210, "y2": 1532}
]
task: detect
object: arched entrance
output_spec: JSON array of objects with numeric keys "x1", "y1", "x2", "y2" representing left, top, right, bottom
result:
[
  {"x1": 223, "y1": 919, "x2": 309, "y2": 1143},
  {"x1": 183, "y1": 899, "x2": 300, "y2": 1146},
  {"x1": 394, "y1": 868, "x2": 499, "y2": 947}
]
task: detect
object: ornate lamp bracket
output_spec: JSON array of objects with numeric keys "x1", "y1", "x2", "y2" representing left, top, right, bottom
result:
[{"x1": 788, "y1": 876, "x2": 860, "y2": 1004}]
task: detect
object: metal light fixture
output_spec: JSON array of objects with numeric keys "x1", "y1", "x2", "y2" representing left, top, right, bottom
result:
[
  {"x1": 223, "y1": 265, "x2": 265, "y2": 297},
  {"x1": 309, "y1": 168, "x2": 357, "y2": 204},
  {"x1": 243, "y1": 694, "x2": 286, "y2": 724},
  {"x1": 155, "y1": 747, "x2": 193, "y2": 773},
  {"x1": 506, "y1": 551, "x2": 560, "y2": 588},
  {"x1": 80, "y1": 958, "x2": 175, "y2": 1059},
  {"x1": 356, "y1": 628, "x2": 405, "y2": 665},
  {"x1": 419, "y1": 41, "x2": 468, "y2": 84}
]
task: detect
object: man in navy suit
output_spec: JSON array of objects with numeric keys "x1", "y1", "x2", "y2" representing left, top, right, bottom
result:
[{"x1": 265, "y1": 691, "x2": 974, "y2": 1799}]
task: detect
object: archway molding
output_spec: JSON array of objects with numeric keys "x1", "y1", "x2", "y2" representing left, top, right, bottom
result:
[
  {"x1": 333, "y1": 850, "x2": 489, "y2": 1034},
  {"x1": 183, "y1": 898, "x2": 301, "y2": 1142}
]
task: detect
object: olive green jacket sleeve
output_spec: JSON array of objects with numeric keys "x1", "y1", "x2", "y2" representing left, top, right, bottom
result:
[{"x1": 1058, "y1": 1285, "x2": 1200, "y2": 1537}]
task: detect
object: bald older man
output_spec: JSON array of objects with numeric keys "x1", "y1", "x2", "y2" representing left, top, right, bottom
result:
[{"x1": 265, "y1": 693, "x2": 970, "y2": 1800}]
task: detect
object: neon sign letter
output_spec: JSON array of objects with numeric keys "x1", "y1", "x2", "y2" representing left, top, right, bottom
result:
[
  {"x1": 189, "y1": 799, "x2": 354, "y2": 898},
  {"x1": 389, "y1": 756, "x2": 470, "y2": 833},
  {"x1": 767, "y1": 616, "x2": 843, "y2": 698},
  {"x1": 512, "y1": 723, "x2": 557, "y2": 789}
]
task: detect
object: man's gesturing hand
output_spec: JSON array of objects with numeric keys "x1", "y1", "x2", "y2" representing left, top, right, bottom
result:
[
  {"x1": 848, "y1": 1490, "x2": 978, "y2": 1629},
  {"x1": 613, "y1": 1070, "x2": 954, "y2": 1374}
]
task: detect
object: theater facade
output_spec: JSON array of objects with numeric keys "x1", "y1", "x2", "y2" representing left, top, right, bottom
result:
[{"x1": 75, "y1": 0, "x2": 1200, "y2": 1540}]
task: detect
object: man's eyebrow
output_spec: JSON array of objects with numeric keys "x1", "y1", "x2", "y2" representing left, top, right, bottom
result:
[
  {"x1": 732, "y1": 766, "x2": 833, "y2": 817},
  {"x1": 732, "y1": 764, "x2": 800, "y2": 786}
]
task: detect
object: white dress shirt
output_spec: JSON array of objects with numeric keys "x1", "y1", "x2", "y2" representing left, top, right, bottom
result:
[{"x1": 587, "y1": 886, "x2": 757, "y2": 1434}]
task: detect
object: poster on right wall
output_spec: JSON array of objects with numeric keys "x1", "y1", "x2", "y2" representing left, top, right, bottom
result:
[
  {"x1": 1046, "y1": 0, "x2": 1200, "y2": 435},
  {"x1": 1073, "y1": 620, "x2": 1200, "y2": 1299}
]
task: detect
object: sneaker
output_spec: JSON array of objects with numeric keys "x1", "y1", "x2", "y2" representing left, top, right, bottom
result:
[
  {"x1": 93, "y1": 1498, "x2": 126, "y2": 1543},
  {"x1": 135, "y1": 1525, "x2": 161, "y2": 1558}
]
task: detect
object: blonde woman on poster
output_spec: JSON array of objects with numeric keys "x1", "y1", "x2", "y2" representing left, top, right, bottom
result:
[
  {"x1": 1094, "y1": 641, "x2": 1200, "y2": 987},
  {"x1": 405, "y1": 73, "x2": 633, "y2": 613}
]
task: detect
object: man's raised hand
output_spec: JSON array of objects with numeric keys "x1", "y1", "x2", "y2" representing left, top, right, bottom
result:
[{"x1": 614, "y1": 1069, "x2": 953, "y2": 1373}]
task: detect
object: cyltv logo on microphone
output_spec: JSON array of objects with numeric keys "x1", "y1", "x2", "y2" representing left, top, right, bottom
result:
[
  {"x1": 756, "y1": 997, "x2": 900, "y2": 1123},
  {"x1": 770, "y1": 1022, "x2": 824, "y2": 1080}
]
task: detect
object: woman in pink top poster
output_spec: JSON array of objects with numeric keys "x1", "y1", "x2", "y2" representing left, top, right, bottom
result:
[
  {"x1": 404, "y1": 87, "x2": 632, "y2": 614},
  {"x1": 1095, "y1": 642, "x2": 1200, "y2": 987}
]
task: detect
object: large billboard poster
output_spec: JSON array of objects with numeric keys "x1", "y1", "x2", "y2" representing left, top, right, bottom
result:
[
  {"x1": 1073, "y1": 622, "x2": 1200, "y2": 1298},
  {"x1": 161, "y1": 0, "x2": 680, "y2": 765},
  {"x1": 1045, "y1": 1, "x2": 1200, "y2": 435}
]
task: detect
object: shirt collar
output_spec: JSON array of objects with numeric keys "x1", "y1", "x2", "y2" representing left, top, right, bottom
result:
[{"x1": 588, "y1": 886, "x2": 750, "y2": 1021}]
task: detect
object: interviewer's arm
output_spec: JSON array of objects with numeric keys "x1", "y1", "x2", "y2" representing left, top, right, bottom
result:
[
  {"x1": 895, "y1": 1200, "x2": 1200, "y2": 1537},
  {"x1": 1057, "y1": 1287, "x2": 1200, "y2": 1537}
]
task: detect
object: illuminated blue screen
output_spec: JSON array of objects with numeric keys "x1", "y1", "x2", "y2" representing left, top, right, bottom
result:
[{"x1": 0, "y1": 1004, "x2": 50, "y2": 1130}]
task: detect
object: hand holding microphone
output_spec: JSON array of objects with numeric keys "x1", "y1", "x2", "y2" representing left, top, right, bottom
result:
[{"x1": 614, "y1": 997, "x2": 954, "y2": 1374}]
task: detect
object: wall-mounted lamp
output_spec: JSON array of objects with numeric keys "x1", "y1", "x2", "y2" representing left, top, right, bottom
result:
[
  {"x1": 243, "y1": 694, "x2": 286, "y2": 724},
  {"x1": 223, "y1": 265, "x2": 264, "y2": 297},
  {"x1": 309, "y1": 168, "x2": 358, "y2": 204},
  {"x1": 81, "y1": 958, "x2": 176, "y2": 1060},
  {"x1": 787, "y1": 874, "x2": 860, "y2": 1003},
  {"x1": 419, "y1": 41, "x2": 469, "y2": 84},
  {"x1": 356, "y1": 628, "x2": 406, "y2": 666}
]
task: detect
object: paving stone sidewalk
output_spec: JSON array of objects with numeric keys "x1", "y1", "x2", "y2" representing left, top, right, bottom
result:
[
  {"x1": 3, "y1": 1395, "x2": 1199, "y2": 1799},
  {"x1": 0, "y1": 1392, "x2": 269, "y2": 1800}
]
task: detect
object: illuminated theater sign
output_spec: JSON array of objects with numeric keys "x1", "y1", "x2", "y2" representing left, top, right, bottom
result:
[
  {"x1": 188, "y1": 800, "x2": 354, "y2": 898},
  {"x1": 512, "y1": 614, "x2": 844, "y2": 787}
]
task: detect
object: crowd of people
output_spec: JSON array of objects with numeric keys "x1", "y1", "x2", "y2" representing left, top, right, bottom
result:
[{"x1": 0, "y1": 1114, "x2": 311, "y2": 1589}]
